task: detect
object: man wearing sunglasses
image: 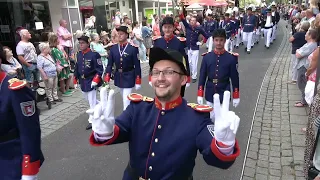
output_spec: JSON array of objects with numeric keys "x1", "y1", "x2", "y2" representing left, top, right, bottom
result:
[{"x1": 88, "y1": 47, "x2": 241, "y2": 180}]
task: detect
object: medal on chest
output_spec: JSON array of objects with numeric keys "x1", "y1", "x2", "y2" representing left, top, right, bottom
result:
[{"x1": 118, "y1": 43, "x2": 129, "y2": 62}]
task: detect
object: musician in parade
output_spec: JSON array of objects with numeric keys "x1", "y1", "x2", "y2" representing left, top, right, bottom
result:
[
  {"x1": 151, "y1": 16, "x2": 191, "y2": 97},
  {"x1": 0, "y1": 44, "x2": 44, "y2": 180},
  {"x1": 231, "y1": 9, "x2": 241, "y2": 49},
  {"x1": 222, "y1": 13, "x2": 236, "y2": 52},
  {"x1": 262, "y1": 9, "x2": 276, "y2": 49},
  {"x1": 198, "y1": 29, "x2": 240, "y2": 114},
  {"x1": 74, "y1": 35, "x2": 104, "y2": 130},
  {"x1": 88, "y1": 47, "x2": 240, "y2": 180},
  {"x1": 204, "y1": 13, "x2": 218, "y2": 52},
  {"x1": 242, "y1": 7, "x2": 257, "y2": 54},
  {"x1": 104, "y1": 26, "x2": 142, "y2": 111},
  {"x1": 180, "y1": 11, "x2": 210, "y2": 83}
]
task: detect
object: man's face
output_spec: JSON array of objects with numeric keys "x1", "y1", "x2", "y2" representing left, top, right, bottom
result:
[
  {"x1": 23, "y1": 31, "x2": 32, "y2": 40},
  {"x1": 190, "y1": 17, "x2": 197, "y2": 26},
  {"x1": 118, "y1": 31, "x2": 128, "y2": 42},
  {"x1": 247, "y1": 10, "x2": 252, "y2": 15},
  {"x1": 162, "y1": 24, "x2": 174, "y2": 36},
  {"x1": 79, "y1": 40, "x2": 89, "y2": 51},
  {"x1": 61, "y1": 20, "x2": 67, "y2": 28},
  {"x1": 151, "y1": 60, "x2": 187, "y2": 101},
  {"x1": 213, "y1": 37, "x2": 226, "y2": 49}
]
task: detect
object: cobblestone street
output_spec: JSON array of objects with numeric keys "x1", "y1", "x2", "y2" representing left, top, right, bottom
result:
[{"x1": 242, "y1": 23, "x2": 309, "y2": 180}]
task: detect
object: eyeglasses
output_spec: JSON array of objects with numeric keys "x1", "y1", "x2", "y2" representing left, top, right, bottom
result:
[{"x1": 150, "y1": 69, "x2": 184, "y2": 77}]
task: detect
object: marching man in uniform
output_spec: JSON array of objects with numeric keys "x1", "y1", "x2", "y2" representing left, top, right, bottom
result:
[
  {"x1": 242, "y1": 7, "x2": 257, "y2": 54},
  {"x1": 198, "y1": 29, "x2": 240, "y2": 113},
  {"x1": 74, "y1": 35, "x2": 104, "y2": 130},
  {"x1": 152, "y1": 16, "x2": 191, "y2": 97},
  {"x1": 104, "y1": 26, "x2": 141, "y2": 110},
  {"x1": 88, "y1": 47, "x2": 241, "y2": 180},
  {"x1": 204, "y1": 13, "x2": 218, "y2": 52},
  {"x1": 222, "y1": 12, "x2": 236, "y2": 52},
  {"x1": 180, "y1": 11, "x2": 210, "y2": 83},
  {"x1": 0, "y1": 45, "x2": 44, "y2": 180},
  {"x1": 262, "y1": 9, "x2": 275, "y2": 49},
  {"x1": 271, "y1": 3, "x2": 280, "y2": 43}
]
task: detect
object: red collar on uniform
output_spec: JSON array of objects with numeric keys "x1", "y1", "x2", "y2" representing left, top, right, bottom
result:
[
  {"x1": 154, "y1": 96, "x2": 183, "y2": 110},
  {"x1": 214, "y1": 49, "x2": 226, "y2": 55},
  {"x1": 82, "y1": 48, "x2": 91, "y2": 55},
  {"x1": 164, "y1": 34, "x2": 174, "y2": 42},
  {"x1": 0, "y1": 71, "x2": 6, "y2": 83},
  {"x1": 119, "y1": 41, "x2": 128, "y2": 47}
]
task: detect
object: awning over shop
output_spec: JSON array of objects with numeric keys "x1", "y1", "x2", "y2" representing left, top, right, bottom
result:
[{"x1": 186, "y1": 3, "x2": 204, "y2": 11}]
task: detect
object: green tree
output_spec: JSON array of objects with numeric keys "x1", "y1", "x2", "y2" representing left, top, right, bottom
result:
[{"x1": 239, "y1": 0, "x2": 258, "y2": 8}]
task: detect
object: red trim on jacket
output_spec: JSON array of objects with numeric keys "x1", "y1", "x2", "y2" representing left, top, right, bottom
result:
[{"x1": 89, "y1": 125, "x2": 120, "y2": 146}]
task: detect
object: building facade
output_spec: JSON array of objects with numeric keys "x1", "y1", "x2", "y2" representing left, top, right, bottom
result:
[{"x1": 0, "y1": 0, "x2": 173, "y2": 50}]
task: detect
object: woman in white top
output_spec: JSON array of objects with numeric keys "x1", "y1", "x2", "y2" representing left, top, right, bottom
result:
[
  {"x1": 1, "y1": 47, "x2": 22, "y2": 78},
  {"x1": 132, "y1": 21, "x2": 147, "y2": 62}
]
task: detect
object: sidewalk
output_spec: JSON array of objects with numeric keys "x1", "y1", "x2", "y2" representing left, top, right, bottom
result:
[
  {"x1": 38, "y1": 61, "x2": 151, "y2": 138},
  {"x1": 242, "y1": 21, "x2": 308, "y2": 180}
]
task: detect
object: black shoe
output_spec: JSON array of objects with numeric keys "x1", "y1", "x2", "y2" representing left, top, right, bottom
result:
[
  {"x1": 245, "y1": 47, "x2": 247, "y2": 51},
  {"x1": 54, "y1": 99, "x2": 63, "y2": 102},
  {"x1": 192, "y1": 79, "x2": 197, "y2": 83},
  {"x1": 256, "y1": 41, "x2": 259, "y2": 44},
  {"x1": 266, "y1": 46, "x2": 269, "y2": 49},
  {"x1": 86, "y1": 123, "x2": 92, "y2": 130},
  {"x1": 47, "y1": 101, "x2": 52, "y2": 109},
  {"x1": 235, "y1": 46, "x2": 239, "y2": 49},
  {"x1": 247, "y1": 51, "x2": 251, "y2": 54}
]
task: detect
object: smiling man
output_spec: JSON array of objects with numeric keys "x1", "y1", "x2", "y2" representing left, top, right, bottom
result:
[{"x1": 88, "y1": 47, "x2": 241, "y2": 180}]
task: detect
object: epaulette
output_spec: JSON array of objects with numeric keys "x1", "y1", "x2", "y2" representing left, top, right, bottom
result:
[
  {"x1": 201, "y1": 52, "x2": 210, "y2": 56},
  {"x1": 229, "y1": 52, "x2": 239, "y2": 57},
  {"x1": 187, "y1": 103, "x2": 213, "y2": 113},
  {"x1": 177, "y1": 37, "x2": 186, "y2": 42},
  {"x1": 130, "y1": 43, "x2": 139, "y2": 48},
  {"x1": 128, "y1": 93, "x2": 154, "y2": 103},
  {"x1": 8, "y1": 78, "x2": 27, "y2": 90},
  {"x1": 152, "y1": 36, "x2": 162, "y2": 41}
]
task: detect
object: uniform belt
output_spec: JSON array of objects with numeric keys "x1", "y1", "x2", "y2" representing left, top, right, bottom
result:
[
  {"x1": 225, "y1": 30, "x2": 231, "y2": 33},
  {"x1": 245, "y1": 24, "x2": 253, "y2": 26},
  {"x1": 264, "y1": 26, "x2": 273, "y2": 29},
  {"x1": 0, "y1": 129, "x2": 19, "y2": 143},
  {"x1": 209, "y1": 78, "x2": 230, "y2": 84},
  {"x1": 117, "y1": 67, "x2": 134, "y2": 73},
  {"x1": 126, "y1": 163, "x2": 193, "y2": 180},
  {"x1": 81, "y1": 72, "x2": 95, "y2": 79}
]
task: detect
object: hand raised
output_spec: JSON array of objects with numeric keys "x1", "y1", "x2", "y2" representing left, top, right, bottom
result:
[{"x1": 213, "y1": 91, "x2": 240, "y2": 146}]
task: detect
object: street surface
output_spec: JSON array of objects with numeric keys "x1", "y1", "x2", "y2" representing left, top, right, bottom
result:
[{"x1": 38, "y1": 21, "x2": 287, "y2": 180}]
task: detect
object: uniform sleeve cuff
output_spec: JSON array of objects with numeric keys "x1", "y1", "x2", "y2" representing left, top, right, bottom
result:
[
  {"x1": 216, "y1": 141, "x2": 235, "y2": 156},
  {"x1": 89, "y1": 125, "x2": 120, "y2": 146},
  {"x1": 148, "y1": 75, "x2": 151, "y2": 82},
  {"x1": 135, "y1": 76, "x2": 141, "y2": 84},
  {"x1": 93, "y1": 74, "x2": 100, "y2": 83},
  {"x1": 210, "y1": 138, "x2": 240, "y2": 162},
  {"x1": 197, "y1": 86, "x2": 204, "y2": 97},
  {"x1": 233, "y1": 90, "x2": 240, "y2": 99},
  {"x1": 22, "y1": 155, "x2": 40, "y2": 175}
]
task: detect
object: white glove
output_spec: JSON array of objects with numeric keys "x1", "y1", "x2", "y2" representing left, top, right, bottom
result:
[
  {"x1": 149, "y1": 81, "x2": 152, "y2": 87},
  {"x1": 91, "y1": 81, "x2": 98, "y2": 88},
  {"x1": 186, "y1": 83, "x2": 190, "y2": 88},
  {"x1": 196, "y1": 42, "x2": 202, "y2": 46},
  {"x1": 213, "y1": 91, "x2": 240, "y2": 146},
  {"x1": 197, "y1": 96, "x2": 204, "y2": 104},
  {"x1": 90, "y1": 87, "x2": 115, "y2": 135},
  {"x1": 135, "y1": 84, "x2": 141, "y2": 90},
  {"x1": 233, "y1": 98, "x2": 240, "y2": 107},
  {"x1": 21, "y1": 175, "x2": 38, "y2": 180},
  {"x1": 74, "y1": 83, "x2": 78, "y2": 89}
]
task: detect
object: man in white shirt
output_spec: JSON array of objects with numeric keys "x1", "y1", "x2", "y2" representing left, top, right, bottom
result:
[
  {"x1": 306, "y1": 9, "x2": 315, "y2": 26},
  {"x1": 57, "y1": 19, "x2": 73, "y2": 56},
  {"x1": 16, "y1": 29, "x2": 39, "y2": 87}
]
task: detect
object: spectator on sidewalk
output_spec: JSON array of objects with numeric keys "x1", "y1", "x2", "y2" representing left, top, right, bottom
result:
[
  {"x1": 57, "y1": 19, "x2": 73, "y2": 57},
  {"x1": 141, "y1": 20, "x2": 152, "y2": 59},
  {"x1": 289, "y1": 21, "x2": 309, "y2": 84},
  {"x1": 16, "y1": 29, "x2": 39, "y2": 87},
  {"x1": 37, "y1": 42, "x2": 62, "y2": 105},
  {"x1": 294, "y1": 28, "x2": 318, "y2": 107},
  {"x1": 1, "y1": 46, "x2": 22, "y2": 78},
  {"x1": 152, "y1": 17, "x2": 161, "y2": 37},
  {"x1": 48, "y1": 34, "x2": 72, "y2": 97},
  {"x1": 90, "y1": 33, "x2": 108, "y2": 70},
  {"x1": 132, "y1": 21, "x2": 147, "y2": 62},
  {"x1": 111, "y1": 22, "x2": 121, "y2": 43}
]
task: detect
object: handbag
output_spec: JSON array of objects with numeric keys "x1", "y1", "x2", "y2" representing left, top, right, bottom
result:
[{"x1": 308, "y1": 127, "x2": 320, "y2": 179}]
